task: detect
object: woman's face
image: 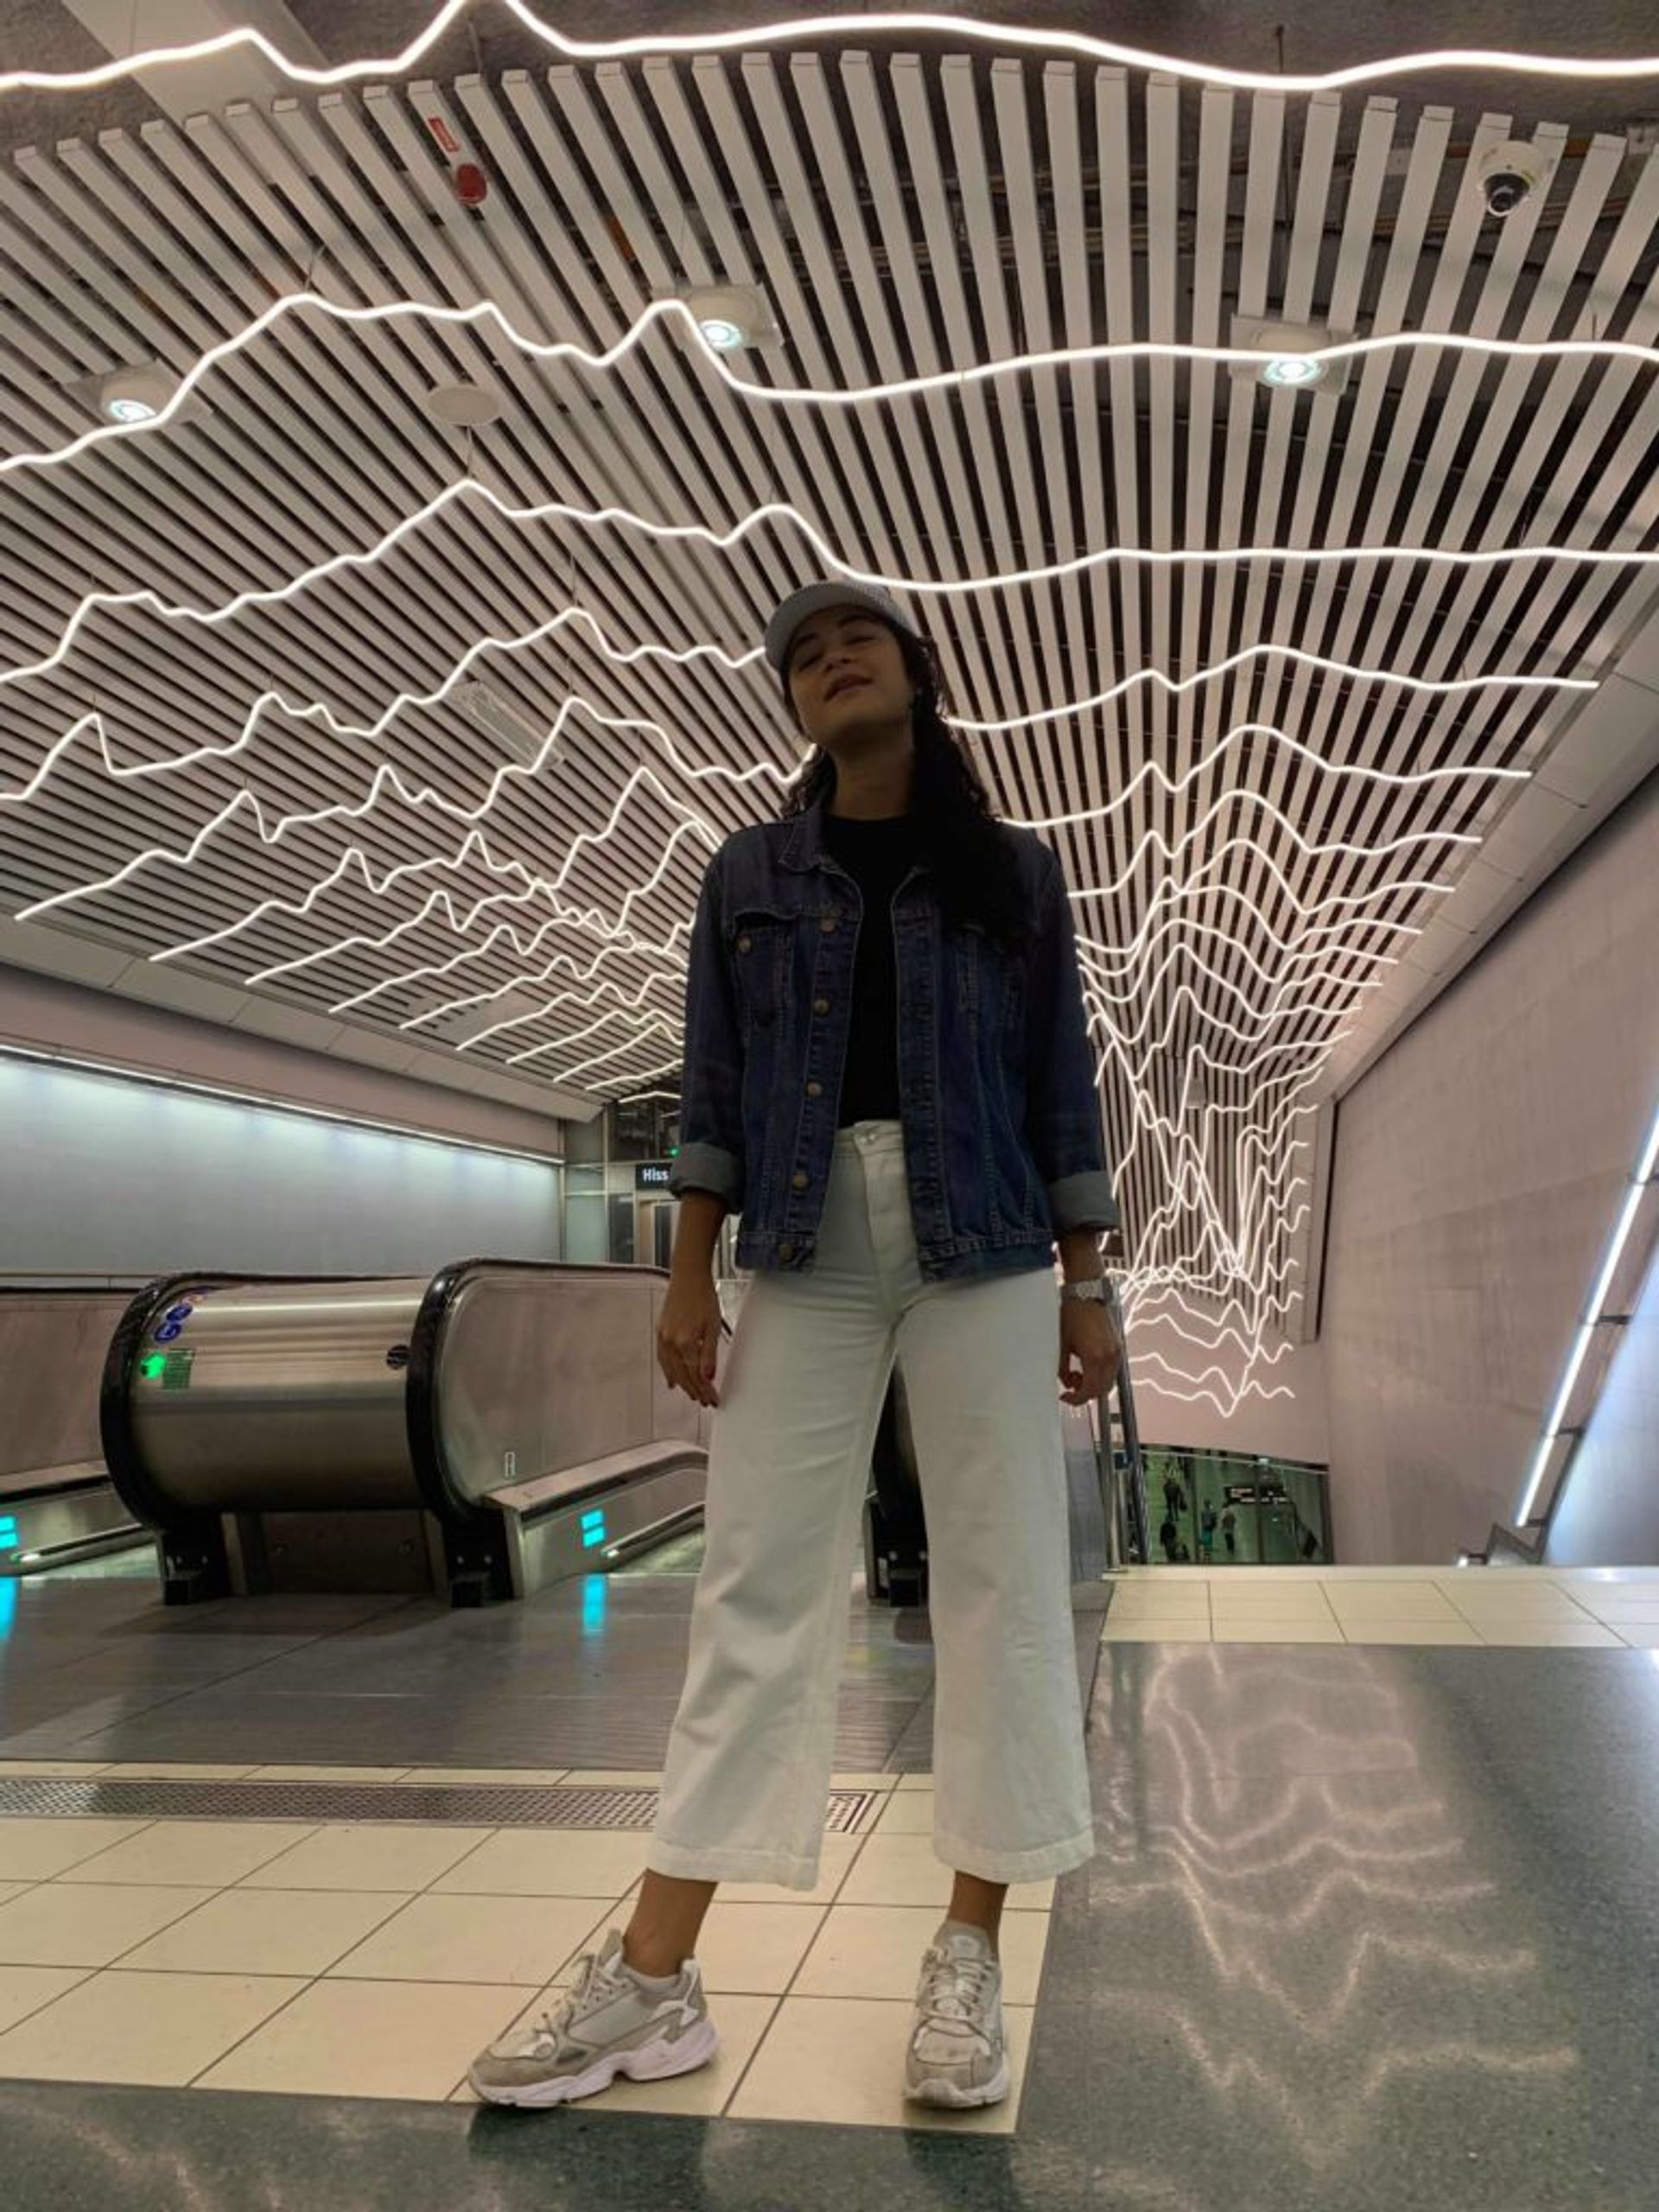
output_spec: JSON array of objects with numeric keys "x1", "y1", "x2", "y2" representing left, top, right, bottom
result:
[{"x1": 784, "y1": 607, "x2": 914, "y2": 751}]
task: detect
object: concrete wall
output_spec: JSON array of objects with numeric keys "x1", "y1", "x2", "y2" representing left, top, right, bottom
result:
[{"x1": 1320, "y1": 774, "x2": 1659, "y2": 1565}]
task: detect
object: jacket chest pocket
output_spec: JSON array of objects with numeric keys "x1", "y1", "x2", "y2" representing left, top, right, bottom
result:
[
  {"x1": 954, "y1": 921, "x2": 1024, "y2": 1038},
  {"x1": 727, "y1": 907, "x2": 796, "y2": 1031}
]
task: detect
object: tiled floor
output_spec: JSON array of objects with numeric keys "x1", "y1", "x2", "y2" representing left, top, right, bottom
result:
[
  {"x1": 0, "y1": 1774, "x2": 1047, "y2": 2132},
  {"x1": 1101, "y1": 1565, "x2": 1659, "y2": 1644}
]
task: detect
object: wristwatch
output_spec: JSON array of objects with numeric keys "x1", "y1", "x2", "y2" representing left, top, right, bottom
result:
[{"x1": 1059, "y1": 1278, "x2": 1110, "y2": 1305}]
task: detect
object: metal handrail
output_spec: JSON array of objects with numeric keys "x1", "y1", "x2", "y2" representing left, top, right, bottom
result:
[{"x1": 1095, "y1": 1281, "x2": 1147, "y2": 1567}]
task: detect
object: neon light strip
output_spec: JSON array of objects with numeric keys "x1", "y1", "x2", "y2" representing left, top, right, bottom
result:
[
  {"x1": 217, "y1": 817, "x2": 709, "y2": 982},
  {"x1": 457, "y1": 976, "x2": 671, "y2": 1054},
  {"x1": 332, "y1": 914, "x2": 685, "y2": 1017},
  {"x1": 3, "y1": 3, "x2": 1656, "y2": 100},
  {"x1": 0, "y1": 1044, "x2": 562, "y2": 1166},
  {"x1": 2, "y1": 702, "x2": 1513, "y2": 940},
  {"x1": 1079, "y1": 942, "x2": 1387, "y2": 1022},
  {"x1": 4, "y1": 286, "x2": 1656, "y2": 486},
  {"x1": 409, "y1": 966, "x2": 674, "y2": 1040},
  {"x1": 0, "y1": 639, "x2": 1580, "y2": 811},
  {"x1": 18, "y1": 753, "x2": 720, "y2": 932},
  {"x1": 4, "y1": 474, "x2": 1650, "y2": 698},
  {"x1": 1515, "y1": 1095, "x2": 1659, "y2": 1525},
  {"x1": 16, "y1": 722, "x2": 1476, "y2": 982}
]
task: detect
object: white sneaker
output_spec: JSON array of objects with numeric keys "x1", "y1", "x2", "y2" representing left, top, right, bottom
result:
[
  {"x1": 904, "y1": 1919, "x2": 1010, "y2": 2107},
  {"x1": 469, "y1": 1929, "x2": 718, "y2": 2108}
]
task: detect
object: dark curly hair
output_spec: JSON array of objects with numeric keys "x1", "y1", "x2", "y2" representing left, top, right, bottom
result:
[{"x1": 778, "y1": 622, "x2": 1033, "y2": 959}]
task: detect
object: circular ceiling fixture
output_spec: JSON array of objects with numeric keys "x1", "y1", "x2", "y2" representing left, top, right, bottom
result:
[
  {"x1": 424, "y1": 381, "x2": 504, "y2": 427},
  {"x1": 1230, "y1": 320, "x2": 1354, "y2": 399},
  {"x1": 1260, "y1": 353, "x2": 1325, "y2": 389},
  {"x1": 97, "y1": 366, "x2": 176, "y2": 423},
  {"x1": 677, "y1": 283, "x2": 779, "y2": 353}
]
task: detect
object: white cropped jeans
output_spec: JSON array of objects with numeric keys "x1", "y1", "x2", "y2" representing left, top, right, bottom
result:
[{"x1": 648, "y1": 1120, "x2": 1096, "y2": 1891}]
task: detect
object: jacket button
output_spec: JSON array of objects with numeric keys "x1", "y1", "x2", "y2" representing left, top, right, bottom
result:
[
  {"x1": 737, "y1": 935, "x2": 752, "y2": 954},
  {"x1": 820, "y1": 916, "x2": 837, "y2": 933},
  {"x1": 805, "y1": 1081, "x2": 823, "y2": 1098},
  {"x1": 813, "y1": 997, "x2": 830, "y2": 1014},
  {"x1": 791, "y1": 1171, "x2": 810, "y2": 1190}
]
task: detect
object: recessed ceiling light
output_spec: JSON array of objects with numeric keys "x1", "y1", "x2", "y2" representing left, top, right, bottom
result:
[
  {"x1": 97, "y1": 365, "x2": 177, "y2": 423},
  {"x1": 677, "y1": 284, "x2": 779, "y2": 353},
  {"x1": 1230, "y1": 320, "x2": 1354, "y2": 397},
  {"x1": 1261, "y1": 353, "x2": 1325, "y2": 388}
]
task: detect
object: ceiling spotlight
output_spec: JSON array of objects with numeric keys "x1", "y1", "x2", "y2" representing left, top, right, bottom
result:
[
  {"x1": 96, "y1": 365, "x2": 177, "y2": 423},
  {"x1": 1230, "y1": 321, "x2": 1354, "y2": 397},
  {"x1": 677, "y1": 284, "x2": 779, "y2": 353},
  {"x1": 1262, "y1": 353, "x2": 1325, "y2": 388}
]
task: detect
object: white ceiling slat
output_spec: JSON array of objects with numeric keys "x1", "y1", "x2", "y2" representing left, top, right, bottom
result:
[
  {"x1": 938, "y1": 56, "x2": 1071, "y2": 739},
  {"x1": 834, "y1": 52, "x2": 1016, "y2": 734},
  {"x1": 281, "y1": 87, "x2": 751, "y2": 940},
  {"x1": 1039, "y1": 60, "x2": 1113, "y2": 944},
  {"x1": 510, "y1": 69, "x2": 797, "y2": 632},
  {"x1": 1342, "y1": 136, "x2": 1651, "y2": 857},
  {"x1": 2, "y1": 41, "x2": 1655, "y2": 1408},
  {"x1": 883, "y1": 55, "x2": 1050, "y2": 746},
  {"x1": 984, "y1": 60, "x2": 1090, "y2": 896}
]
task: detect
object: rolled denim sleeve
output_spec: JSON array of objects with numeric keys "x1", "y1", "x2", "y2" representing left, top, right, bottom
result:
[
  {"x1": 668, "y1": 857, "x2": 746, "y2": 1209},
  {"x1": 1027, "y1": 849, "x2": 1119, "y2": 1235}
]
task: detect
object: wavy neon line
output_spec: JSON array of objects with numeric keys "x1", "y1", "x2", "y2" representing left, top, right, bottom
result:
[
  {"x1": 0, "y1": 633, "x2": 1576, "y2": 811},
  {"x1": 227, "y1": 814, "x2": 711, "y2": 982},
  {"x1": 5, "y1": 283, "x2": 1656, "y2": 485},
  {"x1": 407, "y1": 964, "x2": 674, "y2": 1042},
  {"x1": 4, "y1": 473, "x2": 1650, "y2": 698},
  {"x1": 325, "y1": 906, "x2": 690, "y2": 1015},
  {"x1": 330, "y1": 910, "x2": 686, "y2": 1018},
  {"x1": 3, "y1": 3, "x2": 1656, "y2": 103}
]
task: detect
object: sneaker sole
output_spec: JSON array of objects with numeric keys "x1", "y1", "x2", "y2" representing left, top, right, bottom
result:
[
  {"x1": 470, "y1": 2017, "x2": 720, "y2": 2109},
  {"x1": 904, "y1": 2056, "x2": 1012, "y2": 2109}
]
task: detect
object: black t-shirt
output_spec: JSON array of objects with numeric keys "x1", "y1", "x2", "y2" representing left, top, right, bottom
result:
[{"x1": 820, "y1": 810, "x2": 921, "y2": 1127}]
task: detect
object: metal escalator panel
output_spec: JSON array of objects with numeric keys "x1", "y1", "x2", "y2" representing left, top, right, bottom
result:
[{"x1": 100, "y1": 1262, "x2": 713, "y2": 1606}]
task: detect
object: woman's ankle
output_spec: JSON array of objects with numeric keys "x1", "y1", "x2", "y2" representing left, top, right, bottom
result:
[{"x1": 620, "y1": 1927, "x2": 684, "y2": 1979}]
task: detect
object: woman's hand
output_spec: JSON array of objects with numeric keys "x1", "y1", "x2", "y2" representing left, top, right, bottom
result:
[
  {"x1": 1058, "y1": 1299, "x2": 1122, "y2": 1408},
  {"x1": 657, "y1": 1273, "x2": 725, "y2": 1408}
]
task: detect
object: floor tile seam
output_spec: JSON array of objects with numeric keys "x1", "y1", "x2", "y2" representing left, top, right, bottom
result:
[
  {"x1": 24, "y1": 1818, "x2": 166, "y2": 1880},
  {"x1": 0, "y1": 1962, "x2": 98, "y2": 2046},
  {"x1": 55, "y1": 1822, "x2": 327, "y2": 1889},
  {"x1": 327, "y1": 1893, "x2": 628, "y2": 1999},
  {"x1": 120, "y1": 1878, "x2": 418, "y2": 1978},
  {"x1": 180, "y1": 1962, "x2": 357, "y2": 2093},
  {"x1": 29, "y1": 1880, "x2": 229, "y2": 1980}
]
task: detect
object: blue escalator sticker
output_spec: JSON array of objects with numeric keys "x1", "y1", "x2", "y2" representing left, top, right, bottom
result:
[{"x1": 153, "y1": 1300, "x2": 194, "y2": 1344}]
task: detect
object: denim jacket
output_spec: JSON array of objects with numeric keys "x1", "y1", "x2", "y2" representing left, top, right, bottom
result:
[{"x1": 668, "y1": 797, "x2": 1119, "y2": 1281}]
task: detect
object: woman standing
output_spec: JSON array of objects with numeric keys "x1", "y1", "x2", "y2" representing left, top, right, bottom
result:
[{"x1": 472, "y1": 582, "x2": 1121, "y2": 2112}]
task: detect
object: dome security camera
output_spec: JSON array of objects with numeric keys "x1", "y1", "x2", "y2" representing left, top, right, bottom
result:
[{"x1": 1475, "y1": 141, "x2": 1548, "y2": 219}]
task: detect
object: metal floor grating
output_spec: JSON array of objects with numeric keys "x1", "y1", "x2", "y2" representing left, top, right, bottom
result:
[{"x1": 0, "y1": 1777, "x2": 882, "y2": 1832}]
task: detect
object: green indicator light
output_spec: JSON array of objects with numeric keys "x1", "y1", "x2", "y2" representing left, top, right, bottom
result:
[{"x1": 140, "y1": 1355, "x2": 167, "y2": 1380}]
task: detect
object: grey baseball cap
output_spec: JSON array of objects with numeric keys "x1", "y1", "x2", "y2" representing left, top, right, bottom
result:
[{"x1": 764, "y1": 580, "x2": 921, "y2": 675}]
